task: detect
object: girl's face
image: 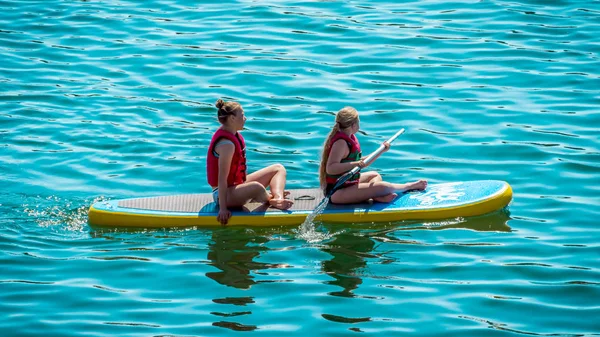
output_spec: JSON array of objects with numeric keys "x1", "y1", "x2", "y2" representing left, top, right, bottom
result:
[
  {"x1": 351, "y1": 117, "x2": 360, "y2": 134},
  {"x1": 230, "y1": 108, "x2": 246, "y2": 130}
]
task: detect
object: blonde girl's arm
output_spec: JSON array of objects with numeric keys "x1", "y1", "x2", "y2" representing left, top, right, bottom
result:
[
  {"x1": 326, "y1": 139, "x2": 363, "y2": 175},
  {"x1": 364, "y1": 141, "x2": 390, "y2": 166}
]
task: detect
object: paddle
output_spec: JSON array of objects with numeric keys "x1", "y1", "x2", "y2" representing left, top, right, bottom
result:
[{"x1": 326, "y1": 128, "x2": 405, "y2": 199}]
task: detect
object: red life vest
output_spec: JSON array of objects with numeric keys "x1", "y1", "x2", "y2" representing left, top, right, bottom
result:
[
  {"x1": 325, "y1": 132, "x2": 362, "y2": 185},
  {"x1": 206, "y1": 129, "x2": 247, "y2": 188}
]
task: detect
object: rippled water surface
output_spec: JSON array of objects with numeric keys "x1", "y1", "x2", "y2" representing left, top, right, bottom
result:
[{"x1": 1, "y1": 0, "x2": 599, "y2": 336}]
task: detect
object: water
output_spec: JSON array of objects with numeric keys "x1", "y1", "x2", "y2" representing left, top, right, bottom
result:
[
  {"x1": 296, "y1": 197, "x2": 333, "y2": 243},
  {"x1": 1, "y1": 0, "x2": 599, "y2": 335}
]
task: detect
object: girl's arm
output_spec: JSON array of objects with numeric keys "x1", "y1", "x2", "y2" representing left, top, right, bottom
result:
[
  {"x1": 364, "y1": 141, "x2": 390, "y2": 166},
  {"x1": 326, "y1": 139, "x2": 363, "y2": 175},
  {"x1": 216, "y1": 143, "x2": 235, "y2": 225}
]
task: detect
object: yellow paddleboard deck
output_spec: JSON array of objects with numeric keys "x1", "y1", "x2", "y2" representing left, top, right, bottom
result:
[{"x1": 88, "y1": 180, "x2": 512, "y2": 228}]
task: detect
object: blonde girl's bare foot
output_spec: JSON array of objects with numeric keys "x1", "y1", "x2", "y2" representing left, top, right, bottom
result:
[
  {"x1": 269, "y1": 198, "x2": 294, "y2": 210},
  {"x1": 405, "y1": 180, "x2": 427, "y2": 191},
  {"x1": 373, "y1": 193, "x2": 398, "y2": 203}
]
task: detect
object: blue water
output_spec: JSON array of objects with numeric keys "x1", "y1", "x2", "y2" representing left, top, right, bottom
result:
[{"x1": 1, "y1": 0, "x2": 599, "y2": 335}]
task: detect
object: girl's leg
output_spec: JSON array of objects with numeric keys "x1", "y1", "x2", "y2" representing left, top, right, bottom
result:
[
  {"x1": 359, "y1": 171, "x2": 395, "y2": 202},
  {"x1": 359, "y1": 171, "x2": 382, "y2": 184},
  {"x1": 224, "y1": 181, "x2": 271, "y2": 207},
  {"x1": 246, "y1": 164, "x2": 293, "y2": 209},
  {"x1": 330, "y1": 180, "x2": 427, "y2": 204}
]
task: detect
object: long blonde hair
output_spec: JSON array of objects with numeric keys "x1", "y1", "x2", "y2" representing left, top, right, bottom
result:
[{"x1": 319, "y1": 107, "x2": 359, "y2": 188}]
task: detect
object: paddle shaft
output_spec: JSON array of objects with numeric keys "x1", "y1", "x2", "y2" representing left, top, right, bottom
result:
[
  {"x1": 362, "y1": 128, "x2": 405, "y2": 166},
  {"x1": 327, "y1": 128, "x2": 405, "y2": 198}
]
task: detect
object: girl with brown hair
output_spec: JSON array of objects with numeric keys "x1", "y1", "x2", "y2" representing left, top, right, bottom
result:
[{"x1": 207, "y1": 99, "x2": 293, "y2": 225}]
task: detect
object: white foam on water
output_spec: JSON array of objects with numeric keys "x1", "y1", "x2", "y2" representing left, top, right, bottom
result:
[
  {"x1": 295, "y1": 197, "x2": 334, "y2": 243},
  {"x1": 23, "y1": 195, "x2": 107, "y2": 232},
  {"x1": 421, "y1": 217, "x2": 466, "y2": 228}
]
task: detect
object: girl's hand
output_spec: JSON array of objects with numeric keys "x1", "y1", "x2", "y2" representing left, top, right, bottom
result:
[
  {"x1": 356, "y1": 160, "x2": 367, "y2": 169},
  {"x1": 217, "y1": 208, "x2": 231, "y2": 225},
  {"x1": 382, "y1": 141, "x2": 391, "y2": 152}
]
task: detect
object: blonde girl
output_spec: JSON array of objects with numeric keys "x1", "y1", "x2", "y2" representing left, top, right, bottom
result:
[{"x1": 320, "y1": 107, "x2": 427, "y2": 204}]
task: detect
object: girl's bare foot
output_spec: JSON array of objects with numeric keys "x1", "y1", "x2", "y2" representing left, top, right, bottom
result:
[
  {"x1": 373, "y1": 193, "x2": 398, "y2": 203},
  {"x1": 404, "y1": 180, "x2": 427, "y2": 192},
  {"x1": 270, "y1": 190, "x2": 291, "y2": 199},
  {"x1": 268, "y1": 198, "x2": 294, "y2": 210}
]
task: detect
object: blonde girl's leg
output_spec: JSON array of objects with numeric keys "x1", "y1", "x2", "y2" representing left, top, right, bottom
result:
[
  {"x1": 392, "y1": 180, "x2": 427, "y2": 192},
  {"x1": 330, "y1": 180, "x2": 427, "y2": 204},
  {"x1": 359, "y1": 171, "x2": 382, "y2": 184},
  {"x1": 357, "y1": 171, "x2": 394, "y2": 202},
  {"x1": 330, "y1": 182, "x2": 393, "y2": 204}
]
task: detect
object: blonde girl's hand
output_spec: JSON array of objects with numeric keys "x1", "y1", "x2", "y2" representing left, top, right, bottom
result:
[
  {"x1": 356, "y1": 160, "x2": 367, "y2": 169},
  {"x1": 217, "y1": 208, "x2": 231, "y2": 225},
  {"x1": 382, "y1": 141, "x2": 391, "y2": 152}
]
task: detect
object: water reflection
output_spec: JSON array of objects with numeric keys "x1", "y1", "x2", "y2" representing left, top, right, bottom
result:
[
  {"x1": 398, "y1": 209, "x2": 512, "y2": 232},
  {"x1": 206, "y1": 228, "x2": 270, "y2": 332},
  {"x1": 210, "y1": 296, "x2": 257, "y2": 332},
  {"x1": 321, "y1": 231, "x2": 377, "y2": 298},
  {"x1": 206, "y1": 228, "x2": 268, "y2": 289},
  {"x1": 320, "y1": 210, "x2": 512, "y2": 297}
]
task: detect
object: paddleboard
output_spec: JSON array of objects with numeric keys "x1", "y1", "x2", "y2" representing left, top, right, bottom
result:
[{"x1": 88, "y1": 180, "x2": 512, "y2": 228}]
